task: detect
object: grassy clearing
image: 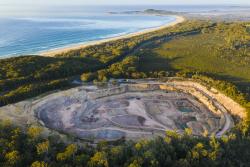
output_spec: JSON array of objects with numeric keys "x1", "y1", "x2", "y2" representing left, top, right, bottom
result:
[{"x1": 154, "y1": 34, "x2": 250, "y2": 81}]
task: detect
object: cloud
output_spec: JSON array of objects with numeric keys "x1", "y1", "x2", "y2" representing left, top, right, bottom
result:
[{"x1": 1, "y1": 0, "x2": 250, "y2": 5}]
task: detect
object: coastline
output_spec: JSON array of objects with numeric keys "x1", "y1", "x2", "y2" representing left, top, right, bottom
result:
[{"x1": 40, "y1": 15, "x2": 185, "y2": 57}]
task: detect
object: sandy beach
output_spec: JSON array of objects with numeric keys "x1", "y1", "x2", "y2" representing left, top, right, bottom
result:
[{"x1": 40, "y1": 15, "x2": 185, "y2": 57}]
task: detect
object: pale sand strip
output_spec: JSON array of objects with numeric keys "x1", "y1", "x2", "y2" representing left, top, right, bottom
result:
[{"x1": 40, "y1": 15, "x2": 185, "y2": 57}]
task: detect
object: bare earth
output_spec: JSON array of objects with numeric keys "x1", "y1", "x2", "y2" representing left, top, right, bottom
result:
[
  {"x1": 40, "y1": 16, "x2": 185, "y2": 57},
  {"x1": 0, "y1": 78, "x2": 244, "y2": 142}
]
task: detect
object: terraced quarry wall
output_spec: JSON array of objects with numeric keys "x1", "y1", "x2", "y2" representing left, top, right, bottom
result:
[{"x1": 0, "y1": 78, "x2": 244, "y2": 142}]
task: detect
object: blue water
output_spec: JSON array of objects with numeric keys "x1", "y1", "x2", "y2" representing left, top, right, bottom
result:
[
  {"x1": 178, "y1": 107, "x2": 194, "y2": 113},
  {"x1": 0, "y1": 13, "x2": 175, "y2": 58},
  {"x1": 0, "y1": 5, "x2": 249, "y2": 58}
]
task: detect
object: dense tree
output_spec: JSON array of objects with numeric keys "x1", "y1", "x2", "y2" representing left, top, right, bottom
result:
[
  {"x1": 88, "y1": 151, "x2": 109, "y2": 167},
  {"x1": 0, "y1": 120, "x2": 249, "y2": 167},
  {"x1": 0, "y1": 20, "x2": 214, "y2": 106},
  {"x1": 31, "y1": 161, "x2": 48, "y2": 167},
  {"x1": 56, "y1": 144, "x2": 77, "y2": 162},
  {"x1": 0, "y1": 20, "x2": 250, "y2": 167}
]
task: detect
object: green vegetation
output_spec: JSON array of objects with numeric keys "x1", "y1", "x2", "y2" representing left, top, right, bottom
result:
[
  {"x1": 0, "y1": 121, "x2": 249, "y2": 167},
  {"x1": 80, "y1": 22, "x2": 250, "y2": 86},
  {"x1": 1, "y1": 20, "x2": 250, "y2": 166},
  {"x1": 2, "y1": 21, "x2": 250, "y2": 105},
  {"x1": 0, "y1": 56, "x2": 102, "y2": 105},
  {"x1": 0, "y1": 21, "x2": 212, "y2": 106},
  {"x1": 136, "y1": 22, "x2": 250, "y2": 95}
]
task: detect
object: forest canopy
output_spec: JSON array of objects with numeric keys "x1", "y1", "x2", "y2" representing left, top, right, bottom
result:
[{"x1": 0, "y1": 20, "x2": 250, "y2": 166}]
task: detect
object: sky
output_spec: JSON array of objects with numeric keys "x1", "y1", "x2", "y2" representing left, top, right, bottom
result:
[
  {"x1": 1, "y1": 0, "x2": 250, "y2": 5},
  {"x1": 0, "y1": 0, "x2": 249, "y2": 17}
]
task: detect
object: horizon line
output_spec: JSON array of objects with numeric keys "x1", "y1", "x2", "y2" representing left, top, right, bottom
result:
[{"x1": 1, "y1": 3, "x2": 250, "y2": 6}]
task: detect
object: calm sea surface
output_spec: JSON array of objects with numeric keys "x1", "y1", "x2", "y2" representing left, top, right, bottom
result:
[{"x1": 0, "y1": 5, "x2": 249, "y2": 58}]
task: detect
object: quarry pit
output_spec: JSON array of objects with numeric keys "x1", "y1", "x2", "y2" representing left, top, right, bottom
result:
[{"x1": 0, "y1": 79, "x2": 245, "y2": 142}]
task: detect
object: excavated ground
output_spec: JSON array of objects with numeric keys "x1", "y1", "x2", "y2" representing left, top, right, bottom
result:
[
  {"x1": 33, "y1": 80, "x2": 233, "y2": 141},
  {"x1": 0, "y1": 79, "x2": 241, "y2": 142}
]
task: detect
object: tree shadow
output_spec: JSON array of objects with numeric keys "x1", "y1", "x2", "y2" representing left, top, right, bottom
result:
[{"x1": 136, "y1": 48, "x2": 182, "y2": 73}]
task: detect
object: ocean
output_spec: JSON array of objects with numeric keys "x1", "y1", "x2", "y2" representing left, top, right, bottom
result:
[
  {"x1": 0, "y1": 15, "x2": 176, "y2": 58},
  {"x1": 0, "y1": 5, "x2": 249, "y2": 58}
]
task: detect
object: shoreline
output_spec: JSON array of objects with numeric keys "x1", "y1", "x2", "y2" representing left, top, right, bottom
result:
[{"x1": 40, "y1": 15, "x2": 185, "y2": 57}]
